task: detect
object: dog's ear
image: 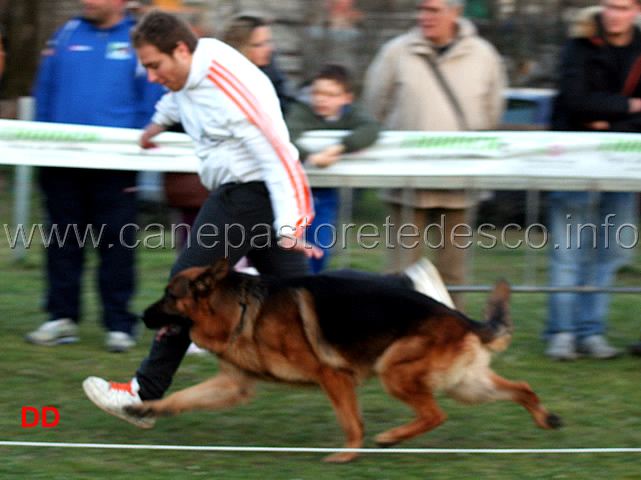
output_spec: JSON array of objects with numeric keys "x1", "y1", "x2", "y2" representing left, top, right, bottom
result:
[
  {"x1": 212, "y1": 257, "x2": 230, "y2": 278},
  {"x1": 192, "y1": 259, "x2": 230, "y2": 297},
  {"x1": 171, "y1": 276, "x2": 192, "y2": 299}
]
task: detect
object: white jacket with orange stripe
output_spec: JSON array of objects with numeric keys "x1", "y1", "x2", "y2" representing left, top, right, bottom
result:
[{"x1": 151, "y1": 38, "x2": 313, "y2": 238}]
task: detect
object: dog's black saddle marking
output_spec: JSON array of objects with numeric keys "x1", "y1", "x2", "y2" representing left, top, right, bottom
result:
[{"x1": 259, "y1": 274, "x2": 461, "y2": 359}]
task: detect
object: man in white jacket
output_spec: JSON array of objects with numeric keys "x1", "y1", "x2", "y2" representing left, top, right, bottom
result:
[{"x1": 82, "y1": 10, "x2": 319, "y2": 425}]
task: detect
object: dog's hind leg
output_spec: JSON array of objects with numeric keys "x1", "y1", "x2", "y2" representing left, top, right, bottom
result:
[
  {"x1": 375, "y1": 368, "x2": 447, "y2": 447},
  {"x1": 317, "y1": 367, "x2": 364, "y2": 464},
  {"x1": 125, "y1": 367, "x2": 256, "y2": 418},
  {"x1": 446, "y1": 370, "x2": 562, "y2": 430},
  {"x1": 487, "y1": 372, "x2": 562, "y2": 429}
]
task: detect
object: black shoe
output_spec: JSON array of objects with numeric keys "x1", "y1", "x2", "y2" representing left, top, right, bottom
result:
[{"x1": 627, "y1": 340, "x2": 641, "y2": 356}]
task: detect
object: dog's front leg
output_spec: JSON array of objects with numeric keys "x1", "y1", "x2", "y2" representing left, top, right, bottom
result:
[
  {"x1": 125, "y1": 369, "x2": 256, "y2": 418},
  {"x1": 317, "y1": 367, "x2": 363, "y2": 464}
]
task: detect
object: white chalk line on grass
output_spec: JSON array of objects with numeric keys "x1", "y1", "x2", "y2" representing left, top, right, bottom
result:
[{"x1": 1, "y1": 442, "x2": 641, "y2": 454}]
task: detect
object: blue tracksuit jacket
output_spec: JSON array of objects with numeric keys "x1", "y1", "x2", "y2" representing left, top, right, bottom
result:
[{"x1": 33, "y1": 14, "x2": 164, "y2": 128}]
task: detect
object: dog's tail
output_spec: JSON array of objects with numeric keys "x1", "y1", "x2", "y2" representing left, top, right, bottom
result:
[{"x1": 476, "y1": 279, "x2": 512, "y2": 352}]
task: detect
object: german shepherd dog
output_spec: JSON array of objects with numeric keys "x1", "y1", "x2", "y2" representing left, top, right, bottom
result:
[{"x1": 128, "y1": 258, "x2": 561, "y2": 463}]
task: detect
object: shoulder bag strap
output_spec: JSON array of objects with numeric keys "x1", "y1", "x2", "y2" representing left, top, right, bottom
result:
[{"x1": 422, "y1": 54, "x2": 470, "y2": 131}]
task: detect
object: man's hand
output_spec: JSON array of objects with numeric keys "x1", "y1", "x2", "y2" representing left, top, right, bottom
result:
[
  {"x1": 629, "y1": 98, "x2": 641, "y2": 114},
  {"x1": 307, "y1": 144, "x2": 345, "y2": 168},
  {"x1": 139, "y1": 123, "x2": 166, "y2": 149},
  {"x1": 277, "y1": 235, "x2": 324, "y2": 259},
  {"x1": 584, "y1": 120, "x2": 610, "y2": 130}
]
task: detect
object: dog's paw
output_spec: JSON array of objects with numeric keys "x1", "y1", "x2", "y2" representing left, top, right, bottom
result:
[
  {"x1": 323, "y1": 451, "x2": 359, "y2": 464},
  {"x1": 374, "y1": 432, "x2": 400, "y2": 448},
  {"x1": 546, "y1": 413, "x2": 563, "y2": 429}
]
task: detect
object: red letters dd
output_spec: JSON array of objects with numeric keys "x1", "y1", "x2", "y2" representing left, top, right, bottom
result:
[{"x1": 21, "y1": 407, "x2": 59, "y2": 427}]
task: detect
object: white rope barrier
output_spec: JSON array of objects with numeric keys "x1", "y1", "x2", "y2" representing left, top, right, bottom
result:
[{"x1": 1, "y1": 441, "x2": 641, "y2": 454}]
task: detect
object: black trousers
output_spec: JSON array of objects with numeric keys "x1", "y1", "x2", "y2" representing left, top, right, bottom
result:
[
  {"x1": 136, "y1": 182, "x2": 311, "y2": 399},
  {"x1": 39, "y1": 167, "x2": 138, "y2": 334}
]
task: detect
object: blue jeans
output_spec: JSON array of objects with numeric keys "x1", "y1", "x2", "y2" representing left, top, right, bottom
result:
[
  {"x1": 546, "y1": 191, "x2": 638, "y2": 340},
  {"x1": 306, "y1": 188, "x2": 339, "y2": 273}
]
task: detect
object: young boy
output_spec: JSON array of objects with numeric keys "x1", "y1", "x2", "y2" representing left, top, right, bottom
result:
[{"x1": 287, "y1": 65, "x2": 380, "y2": 272}]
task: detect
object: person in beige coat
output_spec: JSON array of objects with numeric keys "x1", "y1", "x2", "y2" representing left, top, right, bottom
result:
[{"x1": 362, "y1": 0, "x2": 506, "y2": 309}]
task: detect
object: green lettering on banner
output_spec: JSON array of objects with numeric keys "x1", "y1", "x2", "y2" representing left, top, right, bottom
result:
[
  {"x1": 599, "y1": 139, "x2": 641, "y2": 152},
  {"x1": 0, "y1": 128, "x2": 100, "y2": 142},
  {"x1": 400, "y1": 134, "x2": 502, "y2": 151}
]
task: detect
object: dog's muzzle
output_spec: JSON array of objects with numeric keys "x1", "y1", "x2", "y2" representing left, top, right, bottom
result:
[{"x1": 142, "y1": 298, "x2": 189, "y2": 329}]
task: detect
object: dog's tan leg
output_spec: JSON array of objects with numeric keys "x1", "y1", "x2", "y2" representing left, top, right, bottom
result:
[
  {"x1": 375, "y1": 371, "x2": 447, "y2": 447},
  {"x1": 317, "y1": 367, "x2": 364, "y2": 464},
  {"x1": 125, "y1": 370, "x2": 256, "y2": 418},
  {"x1": 486, "y1": 372, "x2": 562, "y2": 429},
  {"x1": 446, "y1": 370, "x2": 562, "y2": 430}
]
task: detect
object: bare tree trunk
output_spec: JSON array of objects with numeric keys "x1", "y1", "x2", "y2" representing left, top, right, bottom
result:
[{"x1": 0, "y1": 0, "x2": 41, "y2": 101}]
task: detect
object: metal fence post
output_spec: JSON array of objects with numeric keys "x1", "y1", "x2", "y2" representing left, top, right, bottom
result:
[{"x1": 13, "y1": 96, "x2": 35, "y2": 260}]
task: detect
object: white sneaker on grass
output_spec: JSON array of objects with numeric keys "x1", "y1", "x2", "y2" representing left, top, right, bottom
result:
[
  {"x1": 577, "y1": 335, "x2": 621, "y2": 359},
  {"x1": 186, "y1": 342, "x2": 210, "y2": 356},
  {"x1": 82, "y1": 376, "x2": 156, "y2": 429},
  {"x1": 105, "y1": 331, "x2": 136, "y2": 353},
  {"x1": 25, "y1": 318, "x2": 79, "y2": 345},
  {"x1": 546, "y1": 332, "x2": 577, "y2": 361}
]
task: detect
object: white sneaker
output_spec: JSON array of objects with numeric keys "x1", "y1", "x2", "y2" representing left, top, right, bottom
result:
[
  {"x1": 105, "y1": 331, "x2": 136, "y2": 353},
  {"x1": 578, "y1": 335, "x2": 621, "y2": 359},
  {"x1": 186, "y1": 342, "x2": 210, "y2": 356},
  {"x1": 25, "y1": 318, "x2": 79, "y2": 345},
  {"x1": 82, "y1": 376, "x2": 156, "y2": 429},
  {"x1": 546, "y1": 332, "x2": 577, "y2": 361},
  {"x1": 403, "y1": 258, "x2": 455, "y2": 309}
]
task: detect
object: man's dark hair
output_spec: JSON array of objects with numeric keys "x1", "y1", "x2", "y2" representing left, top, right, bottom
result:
[
  {"x1": 131, "y1": 9, "x2": 198, "y2": 54},
  {"x1": 314, "y1": 64, "x2": 353, "y2": 93}
]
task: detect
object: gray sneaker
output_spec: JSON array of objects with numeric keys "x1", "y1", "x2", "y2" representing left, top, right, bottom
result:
[
  {"x1": 577, "y1": 335, "x2": 621, "y2": 359},
  {"x1": 105, "y1": 331, "x2": 136, "y2": 353},
  {"x1": 25, "y1": 318, "x2": 79, "y2": 345},
  {"x1": 546, "y1": 332, "x2": 577, "y2": 361}
]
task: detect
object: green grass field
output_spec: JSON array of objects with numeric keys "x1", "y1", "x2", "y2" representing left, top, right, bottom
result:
[{"x1": 1, "y1": 176, "x2": 641, "y2": 479}]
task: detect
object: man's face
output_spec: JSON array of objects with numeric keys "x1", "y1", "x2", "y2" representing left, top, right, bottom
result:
[
  {"x1": 417, "y1": 0, "x2": 461, "y2": 46},
  {"x1": 601, "y1": 0, "x2": 640, "y2": 37},
  {"x1": 136, "y1": 42, "x2": 192, "y2": 92},
  {"x1": 80, "y1": 0, "x2": 124, "y2": 27}
]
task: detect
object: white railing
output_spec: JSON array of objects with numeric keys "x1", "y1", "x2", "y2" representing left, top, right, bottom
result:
[{"x1": 2, "y1": 118, "x2": 640, "y2": 292}]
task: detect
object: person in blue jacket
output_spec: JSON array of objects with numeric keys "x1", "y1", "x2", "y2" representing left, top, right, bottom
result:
[{"x1": 26, "y1": 0, "x2": 164, "y2": 352}]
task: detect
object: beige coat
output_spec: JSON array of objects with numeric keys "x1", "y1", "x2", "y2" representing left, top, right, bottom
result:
[{"x1": 362, "y1": 19, "x2": 506, "y2": 208}]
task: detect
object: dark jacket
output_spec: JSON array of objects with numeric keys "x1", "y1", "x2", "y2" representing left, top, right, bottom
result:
[
  {"x1": 551, "y1": 7, "x2": 641, "y2": 132},
  {"x1": 286, "y1": 101, "x2": 380, "y2": 162},
  {"x1": 261, "y1": 56, "x2": 294, "y2": 115}
]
